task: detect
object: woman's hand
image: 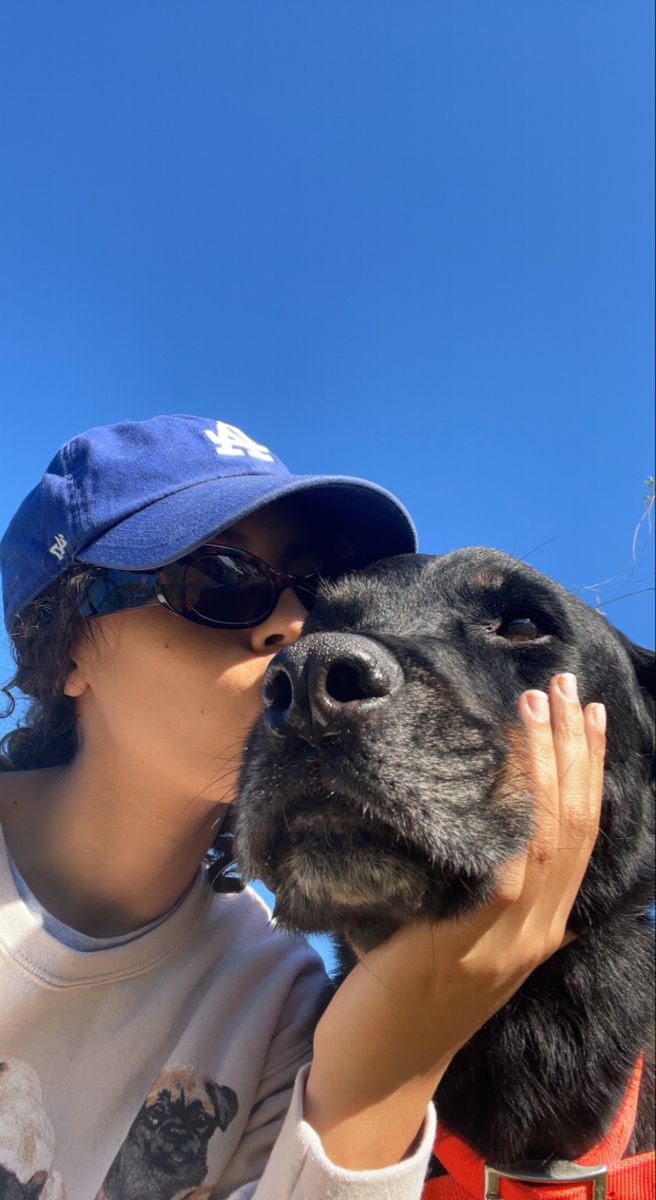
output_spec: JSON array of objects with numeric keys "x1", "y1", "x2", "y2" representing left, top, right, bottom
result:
[{"x1": 304, "y1": 673, "x2": 605, "y2": 1170}]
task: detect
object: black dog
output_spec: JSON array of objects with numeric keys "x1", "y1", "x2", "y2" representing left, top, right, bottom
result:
[{"x1": 235, "y1": 548, "x2": 655, "y2": 1164}]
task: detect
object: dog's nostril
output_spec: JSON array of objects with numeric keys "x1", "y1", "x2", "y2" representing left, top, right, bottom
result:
[
  {"x1": 264, "y1": 669, "x2": 293, "y2": 711},
  {"x1": 325, "y1": 662, "x2": 376, "y2": 703}
]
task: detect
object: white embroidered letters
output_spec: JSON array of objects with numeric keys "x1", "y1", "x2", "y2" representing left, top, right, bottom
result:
[
  {"x1": 49, "y1": 533, "x2": 69, "y2": 562},
  {"x1": 203, "y1": 421, "x2": 274, "y2": 462}
]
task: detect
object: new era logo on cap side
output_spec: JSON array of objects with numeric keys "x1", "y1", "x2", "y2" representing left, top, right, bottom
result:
[{"x1": 203, "y1": 421, "x2": 274, "y2": 463}]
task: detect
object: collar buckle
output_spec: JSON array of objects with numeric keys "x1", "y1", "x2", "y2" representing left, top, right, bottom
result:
[{"x1": 484, "y1": 1160, "x2": 608, "y2": 1200}]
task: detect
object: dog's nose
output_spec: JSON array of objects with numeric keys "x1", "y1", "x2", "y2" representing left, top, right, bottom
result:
[{"x1": 262, "y1": 632, "x2": 402, "y2": 741}]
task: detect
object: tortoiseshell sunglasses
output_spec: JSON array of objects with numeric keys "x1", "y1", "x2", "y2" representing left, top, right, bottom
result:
[{"x1": 76, "y1": 544, "x2": 345, "y2": 630}]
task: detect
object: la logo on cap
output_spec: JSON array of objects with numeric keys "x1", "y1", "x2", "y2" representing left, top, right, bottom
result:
[{"x1": 204, "y1": 421, "x2": 274, "y2": 463}]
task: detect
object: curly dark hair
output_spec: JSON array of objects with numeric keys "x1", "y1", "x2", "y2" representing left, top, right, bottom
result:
[
  {"x1": 0, "y1": 564, "x2": 100, "y2": 771},
  {"x1": 0, "y1": 565, "x2": 241, "y2": 891}
]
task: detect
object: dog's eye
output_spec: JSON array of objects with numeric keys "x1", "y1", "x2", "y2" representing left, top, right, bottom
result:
[{"x1": 498, "y1": 616, "x2": 542, "y2": 643}]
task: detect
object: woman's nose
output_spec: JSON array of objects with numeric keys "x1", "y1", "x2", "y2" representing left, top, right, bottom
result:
[{"x1": 249, "y1": 587, "x2": 307, "y2": 654}]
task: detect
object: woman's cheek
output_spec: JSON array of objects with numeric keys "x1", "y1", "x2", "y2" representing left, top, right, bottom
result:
[{"x1": 216, "y1": 660, "x2": 270, "y2": 713}]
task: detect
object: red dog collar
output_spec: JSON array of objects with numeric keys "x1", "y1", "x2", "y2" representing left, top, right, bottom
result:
[{"x1": 424, "y1": 1058, "x2": 654, "y2": 1200}]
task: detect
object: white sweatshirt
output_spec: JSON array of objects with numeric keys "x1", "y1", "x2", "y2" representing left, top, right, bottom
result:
[{"x1": 0, "y1": 822, "x2": 435, "y2": 1198}]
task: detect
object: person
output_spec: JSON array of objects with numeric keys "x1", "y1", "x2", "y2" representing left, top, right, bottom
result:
[{"x1": 0, "y1": 415, "x2": 605, "y2": 1199}]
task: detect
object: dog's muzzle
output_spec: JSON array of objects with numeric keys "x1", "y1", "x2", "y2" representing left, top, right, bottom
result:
[{"x1": 262, "y1": 632, "x2": 403, "y2": 742}]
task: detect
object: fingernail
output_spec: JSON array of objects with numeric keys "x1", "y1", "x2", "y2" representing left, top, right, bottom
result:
[
  {"x1": 524, "y1": 690, "x2": 549, "y2": 720},
  {"x1": 590, "y1": 703, "x2": 606, "y2": 734},
  {"x1": 558, "y1": 673, "x2": 578, "y2": 700}
]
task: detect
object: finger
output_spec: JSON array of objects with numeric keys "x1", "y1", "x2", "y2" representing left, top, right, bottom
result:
[
  {"x1": 534, "y1": 679, "x2": 603, "y2": 935},
  {"x1": 498, "y1": 682, "x2": 580, "y2": 932},
  {"x1": 561, "y1": 700, "x2": 604, "y2": 895},
  {"x1": 471, "y1": 687, "x2": 560, "y2": 939},
  {"x1": 583, "y1": 701, "x2": 606, "y2": 809},
  {"x1": 570, "y1": 701, "x2": 604, "y2": 868},
  {"x1": 547, "y1": 673, "x2": 596, "y2": 855},
  {"x1": 514, "y1": 686, "x2": 561, "y2": 886},
  {"x1": 549, "y1": 674, "x2": 591, "y2": 835}
]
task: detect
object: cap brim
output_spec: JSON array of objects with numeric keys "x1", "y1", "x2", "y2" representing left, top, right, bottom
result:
[{"x1": 76, "y1": 473, "x2": 417, "y2": 569}]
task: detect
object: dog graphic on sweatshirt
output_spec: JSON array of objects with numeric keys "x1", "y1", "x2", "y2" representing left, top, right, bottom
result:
[
  {"x1": 96, "y1": 1064, "x2": 238, "y2": 1200},
  {"x1": 0, "y1": 1059, "x2": 65, "y2": 1200}
]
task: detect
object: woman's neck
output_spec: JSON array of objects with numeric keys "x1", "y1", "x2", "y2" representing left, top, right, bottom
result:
[{"x1": 0, "y1": 752, "x2": 226, "y2": 936}]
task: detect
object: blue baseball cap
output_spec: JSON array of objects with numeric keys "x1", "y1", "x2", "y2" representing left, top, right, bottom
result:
[{"x1": 1, "y1": 414, "x2": 416, "y2": 631}]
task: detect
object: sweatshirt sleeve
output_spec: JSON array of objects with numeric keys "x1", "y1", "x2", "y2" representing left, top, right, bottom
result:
[{"x1": 225, "y1": 1063, "x2": 437, "y2": 1200}]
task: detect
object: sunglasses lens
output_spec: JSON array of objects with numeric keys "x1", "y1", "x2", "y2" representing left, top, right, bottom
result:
[
  {"x1": 181, "y1": 553, "x2": 274, "y2": 626},
  {"x1": 79, "y1": 572, "x2": 158, "y2": 618}
]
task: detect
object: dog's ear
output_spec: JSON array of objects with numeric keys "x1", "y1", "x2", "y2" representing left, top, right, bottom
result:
[
  {"x1": 617, "y1": 633, "x2": 655, "y2": 715},
  {"x1": 206, "y1": 1081, "x2": 239, "y2": 1131},
  {"x1": 26, "y1": 1174, "x2": 48, "y2": 1200}
]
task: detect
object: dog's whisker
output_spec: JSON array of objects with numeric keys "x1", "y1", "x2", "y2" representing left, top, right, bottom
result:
[{"x1": 518, "y1": 534, "x2": 562, "y2": 563}]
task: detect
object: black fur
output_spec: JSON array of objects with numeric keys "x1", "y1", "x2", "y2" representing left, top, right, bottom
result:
[
  {"x1": 235, "y1": 548, "x2": 655, "y2": 1163},
  {"x1": 0, "y1": 1167, "x2": 47, "y2": 1200}
]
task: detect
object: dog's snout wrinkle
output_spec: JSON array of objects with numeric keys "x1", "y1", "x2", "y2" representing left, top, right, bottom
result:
[{"x1": 262, "y1": 632, "x2": 402, "y2": 742}]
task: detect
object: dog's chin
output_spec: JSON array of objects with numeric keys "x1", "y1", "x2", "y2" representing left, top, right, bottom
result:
[
  {"x1": 267, "y1": 840, "x2": 432, "y2": 948},
  {"x1": 258, "y1": 803, "x2": 497, "y2": 952}
]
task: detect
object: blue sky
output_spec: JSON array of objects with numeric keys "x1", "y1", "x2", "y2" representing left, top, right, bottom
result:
[{"x1": 0, "y1": 3, "x2": 653, "y2": 968}]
